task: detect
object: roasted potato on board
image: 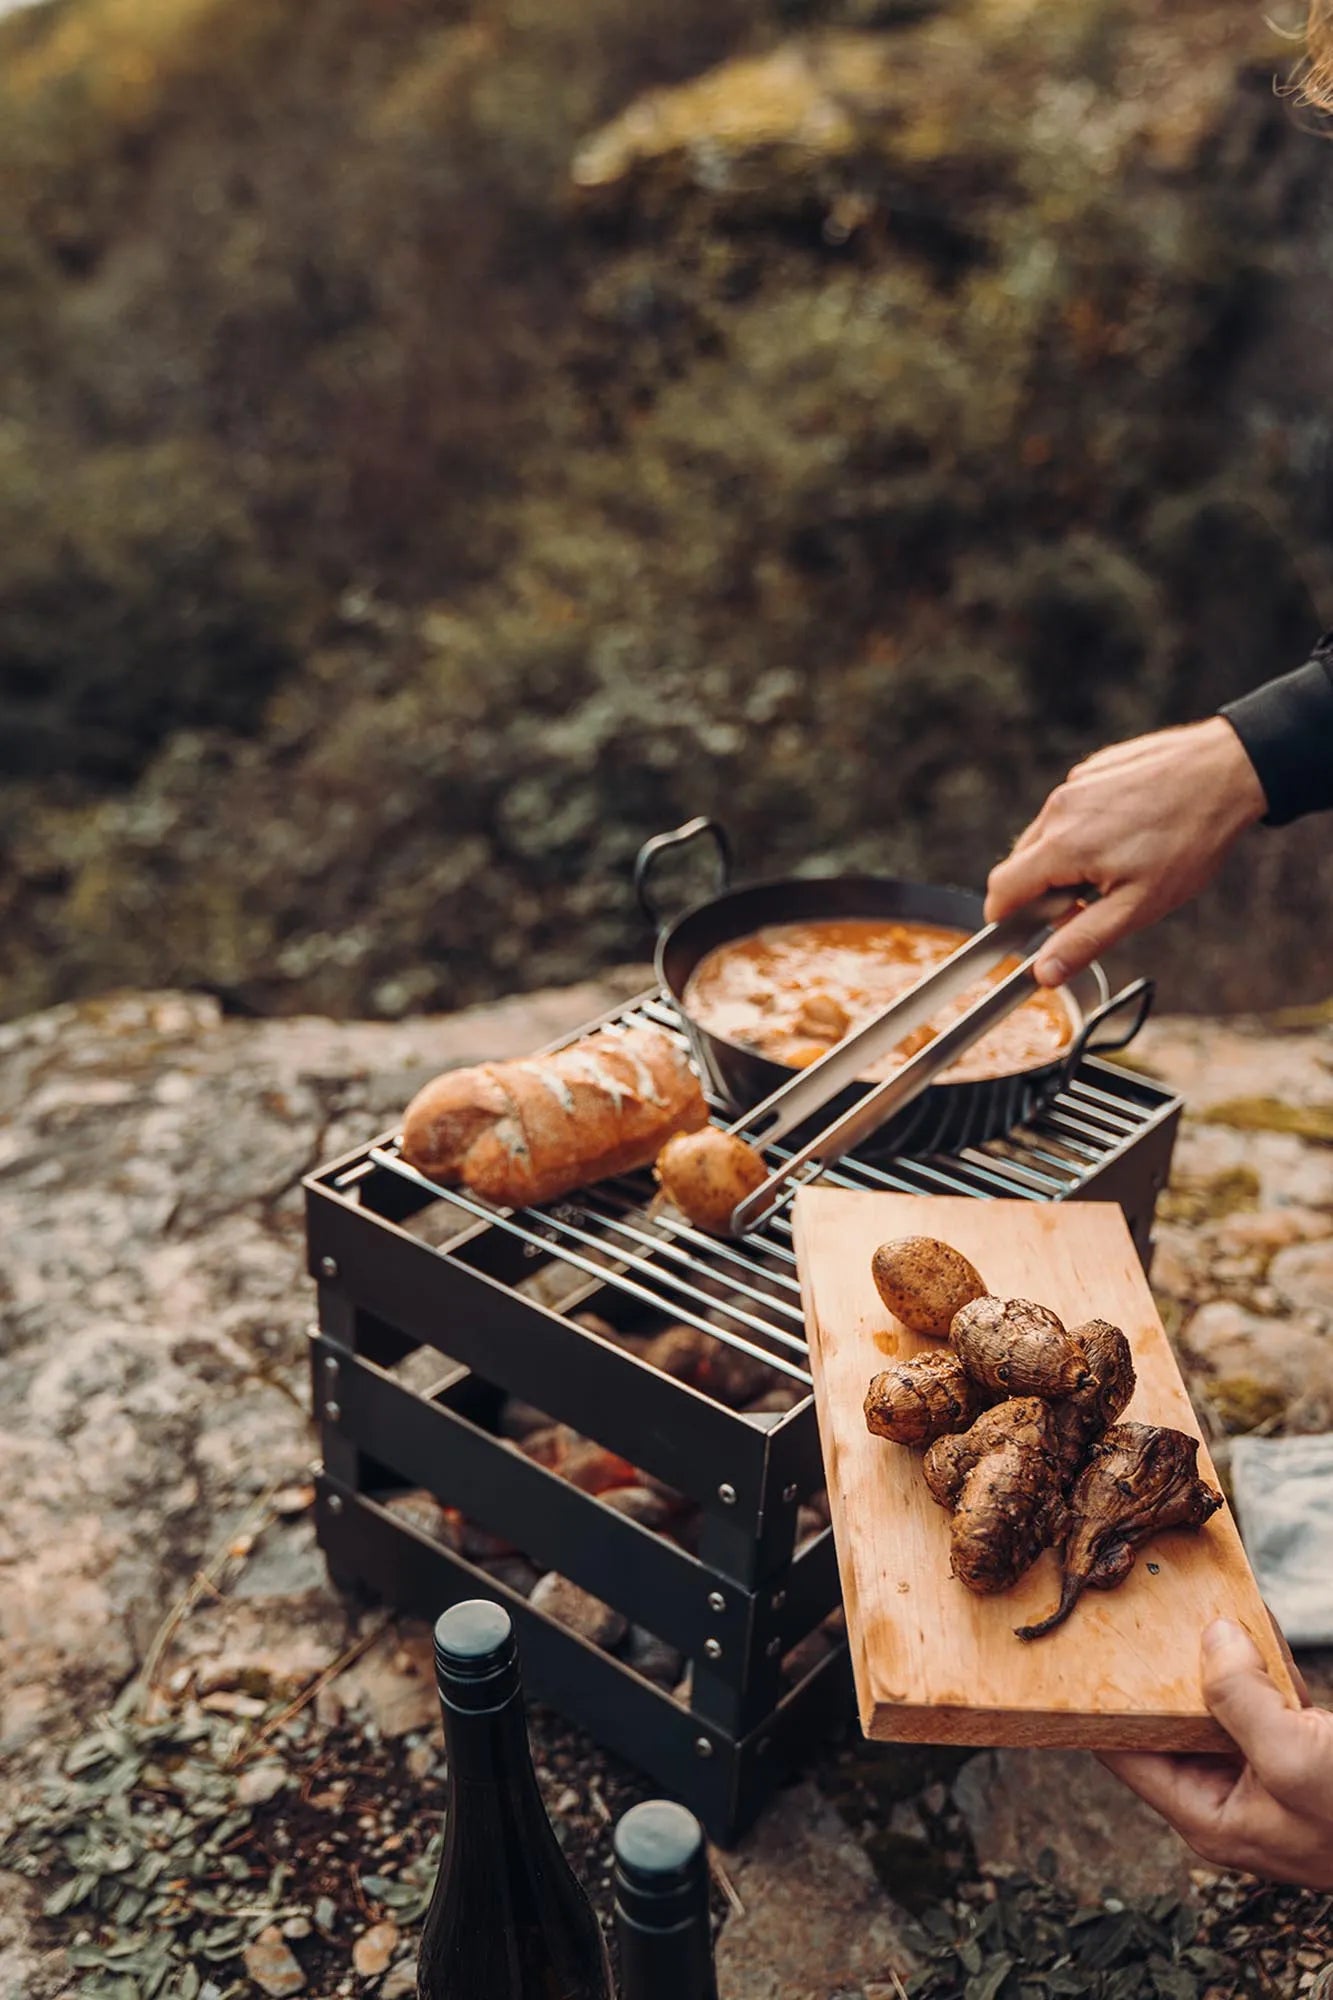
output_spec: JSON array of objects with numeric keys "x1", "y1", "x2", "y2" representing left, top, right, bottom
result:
[{"x1": 870, "y1": 1235, "x2": 987, "y2": 1339}]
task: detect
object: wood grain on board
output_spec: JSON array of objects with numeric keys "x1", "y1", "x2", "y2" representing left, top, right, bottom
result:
[{"x1": 793, "y1": 1190, "x2": 1299, "y2": 1750}]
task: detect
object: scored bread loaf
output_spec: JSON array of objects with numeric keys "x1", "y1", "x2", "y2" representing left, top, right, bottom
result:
[{"x1": 400, "y1": 1022, "x2": 709, "y2": 1208}]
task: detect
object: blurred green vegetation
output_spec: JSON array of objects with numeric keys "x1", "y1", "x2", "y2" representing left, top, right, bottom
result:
[{"x1": 2, "y1": 0, "x2": 1332, "y2": 1021}]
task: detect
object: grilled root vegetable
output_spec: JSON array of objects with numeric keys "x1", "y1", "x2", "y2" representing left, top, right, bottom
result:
[
  {"x1": 1070, "y1": 1320, "x2": 1137, "y2": 1430},
  {"x1": 1050, "y1": 1320, "x2": 1137, "y2": 1477},
  {"x1": 865, "y1": 1352, "x2": 985, "y2": 1449},
  {"x1": 859, "y1": 1232, "x2": 1182, "y2": 1632},
  {"x1": 920, "y1": 1399, "x2": 1066, "y2": 1594},
  {"x1": 950, "y1": 1295, "x2": 1092, "y2": 1400},
  {"x1": 1016, "y1": 1421, "x2": 1223, "y2": 1640},
  {"x1": 871, "y1": 1236, "x2": 988, "y2": 1339},
  {"x1": 951, "y1": 1432, "x2": 1067, "y2": 1594},
  {"x1": 654, "y1": 1128, "x2": 767, "y2": 1234},
  {"x1": 922, "y1": 1397, "x2": 1057, "y2": 1509}
]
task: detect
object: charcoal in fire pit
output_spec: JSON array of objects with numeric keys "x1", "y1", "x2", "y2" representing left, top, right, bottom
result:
[
  {"x1": 795, "y1": 1506, "x2": 827, "y2": 1555},
  {"x1": 628, "y1": 1465, "x2": 688, "y2": 1510},
  {"x1": 512, "y1": 1424, "x2": 638, "y2": 1495},
  {"x1": 478, "y1": 1554, "x2": 542, "y2": 1599},
  {"x1": 641, "y1": 1324, "x2": 780, "y2": 1408},
  {"x1": 572, "y1": 1310, "x2": 652, "y2": 1352},
  {"x1": 599, "y1": 1485, "x2": 673, "y2": 1530},
  {"x1": 530, "y1": 1571, "x2": 628, "y2": 1649},
  {"x1": 559, "y1": 1437, "x2": 640, "y2": 1495},
  {"x1": 380, "y1": 1489, "x2": 451, "y2": 1540},
  {"x1": 622, "y1": 1625, "x2": 685, "y2": 1688},
  {"x1": 439, "y1": 1508, "x2": 517, "y2": 1562},
  {"x1": 781, "y1": 1626, "x2": 835, "y2": 1686},
  {"x1": 499, "y1": 1396, "x2": 554, "y2": 1440},
  {"x1": 663, "y1": 1508, "x2": 703, "y2": 1556}
]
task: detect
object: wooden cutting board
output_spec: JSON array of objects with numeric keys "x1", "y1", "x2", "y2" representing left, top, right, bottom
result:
[{"x1": 793, "y1": 1189, "x2": 1300, "y2": 1750}]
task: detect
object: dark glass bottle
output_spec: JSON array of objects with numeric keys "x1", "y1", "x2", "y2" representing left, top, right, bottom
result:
[
  {"x1": 612, "y1": 1799, "x2": 720, "y2": 2000},
  {"x1": 417, "y1": 1600, "x2": 612, "y2": 2000}
]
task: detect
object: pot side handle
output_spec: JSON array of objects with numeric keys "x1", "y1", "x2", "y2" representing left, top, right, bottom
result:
[
  {"x1": 1060, "y1": 975, "x2": 1154, "y2": 1084},
  {"x1": 633, "y1": 817, "x2": 733, "y2": 929}
]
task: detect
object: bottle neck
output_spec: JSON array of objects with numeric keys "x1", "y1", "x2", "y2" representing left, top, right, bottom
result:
[
  {"x1": 440, "y1": 1684, "x2": 542, "y2": 1795},
  {"x1": 617, "y1": 1915, "x2": 719, "y2": 2000}
]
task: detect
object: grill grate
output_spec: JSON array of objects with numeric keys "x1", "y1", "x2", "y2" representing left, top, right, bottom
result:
[{"x1": 330, "y1": 988, "x2": 1177, "y2": 1392}]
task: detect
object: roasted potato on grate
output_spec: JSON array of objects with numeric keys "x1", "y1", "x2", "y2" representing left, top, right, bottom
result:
[{"x1": 654, "y1": 1126, "x2": 767, "y2": 1235}]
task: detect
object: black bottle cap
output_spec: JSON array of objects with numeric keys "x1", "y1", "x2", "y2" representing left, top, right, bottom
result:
[
  {"x1": 612, "y1": 1800, "x2": 707, "y2": 1930},
  {"x1": 434, "y1": 1599, "x2": 520, "y2": 1710}
]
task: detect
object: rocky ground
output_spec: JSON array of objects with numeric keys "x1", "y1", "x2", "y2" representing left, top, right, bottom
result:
[{"x1": 1, "y1": 977, "x2": 1331, "y2": 1998}]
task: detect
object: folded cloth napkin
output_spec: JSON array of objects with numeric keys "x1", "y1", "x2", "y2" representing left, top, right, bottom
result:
[{"x1": 1230, "y1": 1433, "x2": 1333, "y2": 1648}]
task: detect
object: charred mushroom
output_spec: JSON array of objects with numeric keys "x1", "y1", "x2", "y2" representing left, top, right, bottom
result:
[{"x1": 1016, "y1": 1421, "x2": 1223, "y2": 1641}]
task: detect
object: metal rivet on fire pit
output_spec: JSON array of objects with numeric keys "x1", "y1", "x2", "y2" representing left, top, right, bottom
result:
[
  {"x1": 771, "y1": 1589, "x2": 786, "y2": 1611},
  {"x1": 319, "y1": 1256, "x2": 339, "y2": 1280},
  {"x1": 765, "y1": 1637, "x2": 781, "y2": 1658},
  {"x1": 325, "y1": 1356, "x2": 339, "y2": 1379},
  {"x1": 694, "y1": 1737, "x2": 714, "y2": 1759},
  {"x1": 704, "y1": 1638, "x2": 722, "y2": 1660},
  {"x1": 782, "y1": 1483, "x2": 798, "y2": 1503},
  {"x1": 717, "y1": 1483, "x2": 737, "y2": 1506},
  {"x1": 325, "y1": 1401, "x2": 341, "y2": 1423},
  {"x1": 707, "y1": 1590, "x2": 726, "y2": 1613},
  {"x1": 328, "y1": 1494, "x2": 343, "y2": 1515}
]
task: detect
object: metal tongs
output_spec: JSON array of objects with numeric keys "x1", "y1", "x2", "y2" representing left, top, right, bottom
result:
[{"x1": 720, "y1": 887, "x2": 1089, "y2": 1236}]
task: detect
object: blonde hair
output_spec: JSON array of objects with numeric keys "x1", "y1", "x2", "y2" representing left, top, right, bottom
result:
[{"x1": 1302, "y1": 0, "x2": 1333, "y2": 109}]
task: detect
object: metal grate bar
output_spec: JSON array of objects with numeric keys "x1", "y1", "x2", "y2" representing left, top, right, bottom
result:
[
  {"x1": 590, "y1": 1182, "x2": 804, "y2": 1287},
  {"x1": 934, "y1": 1153, "x2": 1049, "y2": 1199},
  {"x1": 1024, "y1": 1116, "x2": 1105, "y2": 1162},
  {"x1": 366, "y1": 1152, "x2": 808, "y2": 1384},
  {"x1": 338, "y1": 995, "x2": 1174, "y2": 1385},
  {"x1": 576, "y1": 1200, "x2": 807, "y2": 1325},
  {"x1": 369, "y1": 1146, "x2": 813, "y2": 1377},
  {"x1": 1006, "y1": 1137, "x2": 1091, "y2": 1178},
  {"x1": 1064, "y1": 1076, "x2": 1145, "y2": 1126}
]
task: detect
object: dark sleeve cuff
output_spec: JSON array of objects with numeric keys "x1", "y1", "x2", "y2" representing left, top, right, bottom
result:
[{"x1": 1220, "y1": 637, "x2": 1333, "y2": 826}]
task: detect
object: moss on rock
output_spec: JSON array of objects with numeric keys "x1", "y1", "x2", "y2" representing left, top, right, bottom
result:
[
  {"x1": 1157, "y1": 1165, "x2": 1262, "y2": 1227},
  {"x1": 1200, "y1": 1099, "x2": 1333, "y2": 1145}
]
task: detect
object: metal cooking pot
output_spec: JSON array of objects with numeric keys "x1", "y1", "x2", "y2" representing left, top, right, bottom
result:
[{"x1": 634, "y1": 818, "x2": 1153, "y2": 1160}]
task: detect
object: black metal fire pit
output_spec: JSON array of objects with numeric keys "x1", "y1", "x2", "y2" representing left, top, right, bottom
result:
[{"x1": 305, "y1": 987, "x2": 1180, "y2": 1842}]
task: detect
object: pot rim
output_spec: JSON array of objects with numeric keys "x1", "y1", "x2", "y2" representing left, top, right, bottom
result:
[{"x1": 652, "y1": 869, "x2": 1109, "y2": 1091}]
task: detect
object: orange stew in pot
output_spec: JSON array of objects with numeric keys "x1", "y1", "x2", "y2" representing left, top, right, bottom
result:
[{"x1": 682, "y1": 918, "x2": 1072, "y2": 1083}]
